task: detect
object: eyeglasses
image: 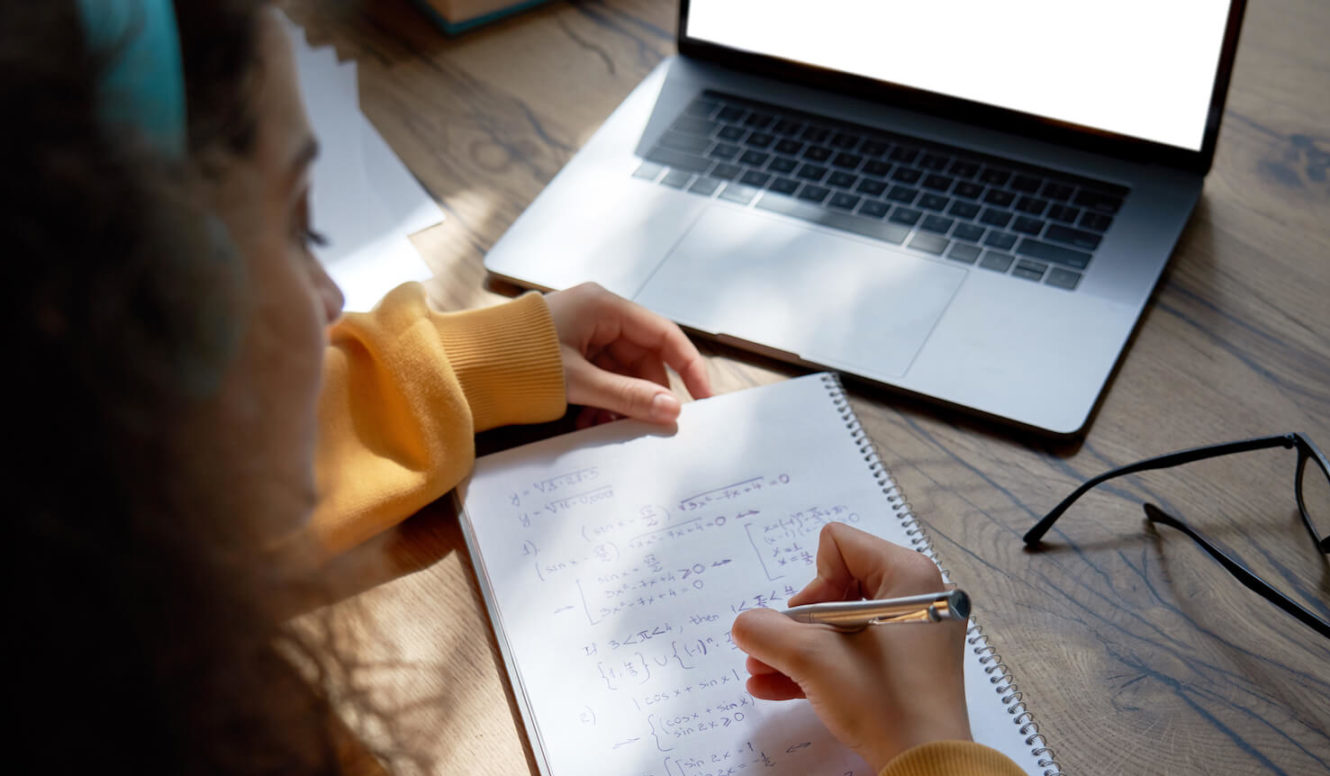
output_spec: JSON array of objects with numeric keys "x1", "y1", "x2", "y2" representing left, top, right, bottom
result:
[{"x1": 1023, "y1": 432, "x2": 1330, "y2": 641}]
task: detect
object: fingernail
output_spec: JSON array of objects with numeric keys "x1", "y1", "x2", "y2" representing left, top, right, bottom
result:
[{"x1": 650, "y1": 392, "x2": 680, "y2": 421}]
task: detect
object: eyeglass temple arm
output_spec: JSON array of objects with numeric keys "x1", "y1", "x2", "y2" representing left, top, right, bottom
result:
[
  {"x1": 1023, "y1": 434, "x2": 1298, "y2": 547},
  {"x1": 1143, "y1": 504, "x2": 1330, "y2": 641}
]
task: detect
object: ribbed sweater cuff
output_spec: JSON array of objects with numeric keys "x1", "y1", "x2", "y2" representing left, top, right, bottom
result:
[
  {"x1": 434, "y1": 291, "x2": 565, "y2": 431},
  {"x1": 880, "y1": 741, "x2": 1027, "y2": 776}
]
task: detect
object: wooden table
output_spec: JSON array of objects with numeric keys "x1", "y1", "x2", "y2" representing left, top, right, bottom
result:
[{"x1": 284, "y1": 1, "x2": 1330, "y2": 773}]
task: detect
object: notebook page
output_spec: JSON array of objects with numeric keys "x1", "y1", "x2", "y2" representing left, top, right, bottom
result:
[{"x1": 458, "y1": 374, "x2": 1047, "y2": 775}]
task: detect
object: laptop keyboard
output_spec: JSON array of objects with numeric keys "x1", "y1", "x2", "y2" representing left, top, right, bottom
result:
[{"x1": 632, "y1": 90, "x2": 1130, "y2": 292}]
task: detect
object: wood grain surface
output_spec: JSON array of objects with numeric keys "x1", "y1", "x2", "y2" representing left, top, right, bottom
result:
[{"x1": 282, "y1": 1, "x2": 1330, "y2": 773}]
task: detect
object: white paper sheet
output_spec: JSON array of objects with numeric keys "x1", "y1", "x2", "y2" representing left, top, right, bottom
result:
[
  {"x1": 280, "y1": 15, "x2": 443, "y2": 312},
  {"x1": 459, "y1": 374, "x2": 1053, "y2": 776}
]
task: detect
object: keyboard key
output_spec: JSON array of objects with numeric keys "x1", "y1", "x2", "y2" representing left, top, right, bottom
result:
[
  {"x1": 1073, "y1": 189, "x2": 1124, "y2": 213},
  {"x1": 922, "y1": 174, "x2": 955, "y2": 191},
  {"x1": 921, "y1": 214, "x2": 955, "y2": 234},
  {"x1": 1016, "y1": 196, "x2": 1049, "y2": 215},
  {"x1": 632, "y1": 161, "x2": 664, "y2": 180},
  {"x1": 1080, "y1": 211, "x2": 1114, "y2": 231},
  {"x1": 1047, "y1": 204, "x2": 1079, "y2": 223},
  {"x1": 953, "y1": 223, "x2": 985, "y2": 242},
  {"x1": 979, "y1": 250, "x2": 1015, "y2": 272},
  {"x1": 768, "y1": 156, "x2": 798, "y2": 174},
  {"x1": 755, "y1": 193, "x2": 910, "y2": 244},
  {"x1": 947, "y1": 242, "x2": 982, "y2": 264},
  {"x1": 918, "y1": 193, "x2": 950, "y2": 211},
  {"x1": 745, "y1": 131, "x2": 775, "y2": 148},
  {"x1": 797, "y1": 163, "x2": 829, "y2": 181},
  {"x1": 717, "y1": 125, "x2": 746, "y2": 141},
  {"x1": 827, "y1": 171, "x2": 858, "y2": 189},
  {"x1": 908, "y1": 232, "x2": 949, "y2": 255},
  {"x1": 856, "y1": 178, "x2": 888, "y2": 196},
  {"x1": 1042, "y1": 181, "x2": 1074, "y2": 201},
  {"x1": 889, "y1": 207, "x2": 923, "y2": 226},
  {"x1": 1046, "y1": 267, "x2": 1083, "y2": 291},
  {"x1": 1013, "y1": 259, "x2": 1048, "y2": 281},
  {"x1": 984, "y1": 230, "x2": 1018, "y2": 250},
  {"x1": 804, "y1": 146, "x2": 832, "y2": 162},
  {"x1": 833, "y1": 152, "x2": 864, "y2": 170},
  {"x1": 1015, "y1": 238, "x2": 1091, "y2": 269},
  {"x1": 645, "y1": 147, "x2": 712, "y2": 173},
  {"x1": 860, "y1": 139, "x2": 889, "y2": 157},
  {"x1": 920, "y1": 154, "x2": 950, "y2": 171},
  {"x1": 768, "y1": 176, "x2": 800, "y2": 195},
  {"x1": 708, "y1": 143, "x2": 741, "y2": 160},
  {"x1": 711, "y1": 162, "x2": 743, "y2": 180},
  {"x1": 657, "y1": 131, "x2": 714, "y2": 154},
  {"x1": 687, "y1": 176, "x2": 721, "y2": 196},
  {"x1": 949, "y1": 160, "x2": 980, "y2": 178},
  {"x1": 862, "y1": 160, "x2": 892, "y2": 177},
  {"x1": 740, "y1": 170, "x2": 772, "y2": 187},
  {"x1": 739, "y1": 150, "x2": 770, "y2": 166},
  {"x1": 660, "y1": 169, "x2": 693, "y2": 188},
  {"x1": 979, "y1": 168, "x2": 1011, "y2": 186},
  {"x1": 890, "y1": 146, "x2": 920, "y2": 163},
  {"x1": 775, "y1": 138, "x2": 804, "y2": 155},
  {"x1": 858, "y1": 199, "x2": 890, "y2": 218},
  {"x1": 828, "y1": 192, "x2": 861, "y2": 210},
  {"x1": 979, "y1": 208, "x2": 1013, "y2": 227},
  {"x1": 802, "y1": 126, "x2": 830, "y2": 143},
  {"x1": 948, "y1": 201, "x2": 981, "y2": 219},
  {"x1": 892, "y1": 167, "x2": 923, "y2": 184},
  {"x1": 1012, "y1": 216, "x2": 1044, "y2": 235},
  {"x1": 772, "y1": 119, "x2": 803, "y2": 136},
  {"x1": 954, "y1": 181, "x2": 983, "y2": 199},
  {"x1": 719, "y1": 182, "x2": 760, "y2": 204},
  {"x1": 684, "y1": 99, "x2": 719, "y2": 118},
  {"x1": 983, "y1": 189, "x2": 1015, "y2": 207},
  {"x1": 716, "y1": 105, "x2": 745, "y2": 122},
  {"x1": 832, "y1": 132, "x2": 861, "y2": 149},
  {"x1": 672, "y1": 116, "x2": 718, "y2": 136},
  {"x1": 1045, "y1": 223, "x2": 1102, "y2": 250},
  {"x1": 1011, "y1": 174, "x2": 1042, "y2": 193},
  {"x1": 886, "y1": 185, "x2": 920, "y2": 203},
  {"x1": 797, "y1": 184, "x2": 831, "y2": 203},
  {"x1": 744, "y1": 112, "x2": 774, "y2": 128}
]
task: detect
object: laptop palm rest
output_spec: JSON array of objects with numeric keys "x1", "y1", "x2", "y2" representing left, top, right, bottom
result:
[{"x1": 635, "y1": 206, "x2": 966, "y2": 379}]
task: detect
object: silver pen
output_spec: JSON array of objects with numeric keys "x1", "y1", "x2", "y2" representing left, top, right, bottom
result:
[{"x1": 779, "y1": 590, "x2": 971, "y2": 632}]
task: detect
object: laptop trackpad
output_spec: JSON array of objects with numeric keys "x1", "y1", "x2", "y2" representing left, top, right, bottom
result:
[{"x1": 635, "y1": 206, "x2": 966, "y2": 378}]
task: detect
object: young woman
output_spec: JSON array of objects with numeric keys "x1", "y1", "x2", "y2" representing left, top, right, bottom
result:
[{"x1": 5, "y1": 1, "x2": 1022, "y2": 773}]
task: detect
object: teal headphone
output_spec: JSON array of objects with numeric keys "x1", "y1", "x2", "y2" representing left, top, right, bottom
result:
[{"x1": 77, "y1": 0, "x2": 186, "y2": 157}]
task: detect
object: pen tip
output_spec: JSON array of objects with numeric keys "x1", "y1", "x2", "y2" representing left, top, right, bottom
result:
[{"x1": 951, "y1": 590, "x2": 971, "y2": 620}]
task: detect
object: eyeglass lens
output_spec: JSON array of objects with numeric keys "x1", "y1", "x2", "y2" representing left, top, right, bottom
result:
[{"x1": 1296, "y1": 449, "x2": 1330, "y2": 551}]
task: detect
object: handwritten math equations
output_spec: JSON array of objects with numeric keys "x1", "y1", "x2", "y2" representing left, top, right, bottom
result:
[{"x1": 460, "y1": 375, "x2": 906, "y2": 776}]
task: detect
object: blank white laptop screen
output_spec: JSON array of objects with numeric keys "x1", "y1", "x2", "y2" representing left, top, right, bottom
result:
[{"x1": 685, "y1": 0, "x2": 1231, "y2": 152}]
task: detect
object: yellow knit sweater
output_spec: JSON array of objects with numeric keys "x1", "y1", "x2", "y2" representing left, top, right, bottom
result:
[{"x1": 308, "y1": 283, "x2": 1027, "y2": 776}]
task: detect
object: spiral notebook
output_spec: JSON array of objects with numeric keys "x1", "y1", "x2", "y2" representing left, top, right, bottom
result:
[{"x1": 457, "y1": 373, "x2": 1060, "y2": 775}]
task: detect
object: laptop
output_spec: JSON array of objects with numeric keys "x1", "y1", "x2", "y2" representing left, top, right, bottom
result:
[{"x1": 484, "y1": 0, "x2": 1248, "y2": 436}]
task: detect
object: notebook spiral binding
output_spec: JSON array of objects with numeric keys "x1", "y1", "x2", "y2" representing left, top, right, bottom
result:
[{"x1": 820, "y1": 374, "x2": 1063, "y2": 776}]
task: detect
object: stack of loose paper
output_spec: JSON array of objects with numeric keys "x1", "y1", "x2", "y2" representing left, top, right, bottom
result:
[{"x1": 281, "y1": 16, "x2": 444, "y2": 312}]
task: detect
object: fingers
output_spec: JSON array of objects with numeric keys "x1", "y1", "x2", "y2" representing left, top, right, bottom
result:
[
  {"x1": 746, "y1": 672, "x2": 806, "y2": 701},
  {"x1": 579, "y1": 285, "x2": 712, "y2": 401},
  {"x1": 604, "y1": 340, "x2": 670, "y2": 390},
  {"x1": 565, "y1": 356, "x2": 682, "y2": 424},
  {"x1": 787, "y1": 523, "x2": 944, "y2": 606},
  {"x1": 730, "y1": 608, "x2": 826, "y2": 687},
  {"x1": 547, "y1": 284, "x2": 713, "y2": 424}
]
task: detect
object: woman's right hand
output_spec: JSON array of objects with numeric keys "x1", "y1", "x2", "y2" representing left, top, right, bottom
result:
[{"x1": 730, "y1": 522, "x2": 972, "y2": 773}]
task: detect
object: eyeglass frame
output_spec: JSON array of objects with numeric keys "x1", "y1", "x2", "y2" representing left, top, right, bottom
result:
[{"x1": 1022, "y1": 432, "x2": 1330, "y2": 641}]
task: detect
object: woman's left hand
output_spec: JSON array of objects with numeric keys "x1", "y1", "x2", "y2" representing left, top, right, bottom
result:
[{"x1": 545, "y1": 282, "x2": 712, "y2": 426}]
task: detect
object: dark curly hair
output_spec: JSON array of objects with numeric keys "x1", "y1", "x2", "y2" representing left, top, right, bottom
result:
[{"x1": 3, "y1": 2, "x2": 357, "y2": 772}]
